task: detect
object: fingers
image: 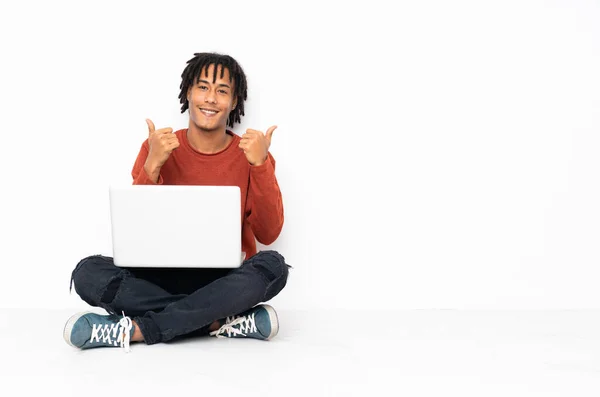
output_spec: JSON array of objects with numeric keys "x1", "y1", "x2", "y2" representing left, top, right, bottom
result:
[
  {"x1": 241, "y1": 133, "x2": 256, "y2": 143},
  {"x1": 155, "y1": 127, "x2": 174, "y2": 135},
  {"x1": 146, "y1": 119, "x2": 156, "y2": 136},
  {"x1": 147, "y1": 119, "x2": 173, "y2": 137},
  {"x1": 167, "y1": 140, "x2": 180, "y2": 152},
  {"x1": 164, "y1": 135, "x2": 179, "y2": 145},
  {"x1": 154, "y1": 133, "x2": 178, "y2": 151},
  {"x1": 245, "y1": 126, "x2": 277, "y2": 142},
  {"x1": 242, "y1": 129, "x2": 262, "y2": 141},
  {"x1": 265, "y1": 125, "x2": 277, "y2": 137},
  {"x1": 265, "y1": 125, "x2": 277, "y2": 141},
  {"x1": 161, "y1": 135, "x2": 179, "y2": 153},
  {"x1": 238, "y1": 140, "x2": 249, "y2": 153}
]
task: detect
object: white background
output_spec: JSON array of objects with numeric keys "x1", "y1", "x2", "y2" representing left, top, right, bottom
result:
[{"x1": 0, "y1": 0, "x2": 598, "y2": 311}]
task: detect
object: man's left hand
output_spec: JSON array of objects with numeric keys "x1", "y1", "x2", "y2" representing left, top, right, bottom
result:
[{"x1": 239, "y1": 126, "x2": 277, "y2": 166}]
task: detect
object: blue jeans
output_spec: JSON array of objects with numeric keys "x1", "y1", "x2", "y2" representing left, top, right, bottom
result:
[{"x1": 69, "y1": 251, "x2": 290, "y2": 344}]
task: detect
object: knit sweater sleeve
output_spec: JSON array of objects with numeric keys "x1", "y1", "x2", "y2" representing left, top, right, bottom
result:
[
  {"x1": 131, "y1": 141, "x2": 164, "y2": 185},
  {"x1": 246, "y1": 152, "x2": 284, "y2": 245}
]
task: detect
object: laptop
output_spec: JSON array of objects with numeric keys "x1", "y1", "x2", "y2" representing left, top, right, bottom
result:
[{"x1": 109, "y1": 185, "x2": 245, "y2": 268}]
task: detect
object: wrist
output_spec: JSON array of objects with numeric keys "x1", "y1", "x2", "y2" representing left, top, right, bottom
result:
[
  {"x1": 252, "y1": 155, "x2": 268, "y2": 167},
  {"x1": 144, "y1": 160, "x2": 161, "y2": 182}
]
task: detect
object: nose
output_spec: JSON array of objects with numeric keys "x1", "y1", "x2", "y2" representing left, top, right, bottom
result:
[{"x1": 205, "y1": 89, "x2": 217, "y2": 104}]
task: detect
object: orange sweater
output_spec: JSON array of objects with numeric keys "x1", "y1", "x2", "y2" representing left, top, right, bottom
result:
[{"x1": 131, "y1": 128, "x2": 284, "y2": 258}]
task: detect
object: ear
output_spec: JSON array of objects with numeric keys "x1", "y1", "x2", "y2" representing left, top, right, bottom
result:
[{"x1": 232, "y1": 96, "x2": 237, "y2": 110}]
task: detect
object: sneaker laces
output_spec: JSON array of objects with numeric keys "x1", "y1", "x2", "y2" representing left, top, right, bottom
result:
[
  {"x1": 90, "y1": 311, "x2": 133, "y2": 353},
  {"x1": 210, "y1": 313, "x2": 257, "y2": 338}
]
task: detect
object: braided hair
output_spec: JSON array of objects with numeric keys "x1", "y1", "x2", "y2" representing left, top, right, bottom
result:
[{"x1": 178, "y1": 52, "x2": 248, "y2": 128}]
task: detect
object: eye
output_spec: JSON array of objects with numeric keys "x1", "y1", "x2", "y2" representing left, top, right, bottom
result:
[
  {"x1": 218, "y1": 89, "x2": 228, "y2": 94},
  {"x1": 198, "y1": 85, "x2": 208, "y2": 90}
]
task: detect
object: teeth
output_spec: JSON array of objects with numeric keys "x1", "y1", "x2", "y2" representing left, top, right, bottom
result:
[{"x1": 201, "y1": 109, "x2": 217, "y2": 114}]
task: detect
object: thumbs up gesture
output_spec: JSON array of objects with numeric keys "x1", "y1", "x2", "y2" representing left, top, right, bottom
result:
[
  {"x1": 239, "y1": 125, "x2": 277, "y2": 166},
  {"x1": 146, "y1": 119, "x2": 179, "y2": 169}
]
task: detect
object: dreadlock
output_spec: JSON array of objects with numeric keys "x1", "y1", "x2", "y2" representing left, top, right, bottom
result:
[{"x1": 178, "y1": 52, "x2": 248, "y2": 128}]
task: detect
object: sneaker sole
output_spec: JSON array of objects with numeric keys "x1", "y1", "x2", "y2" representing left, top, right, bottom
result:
[
  {"x1": 63, "y1": 311, "x2": 92, "y2": 348},
  {"x1": 260, "y1": 304, "x2": 279, "y2": 340}
]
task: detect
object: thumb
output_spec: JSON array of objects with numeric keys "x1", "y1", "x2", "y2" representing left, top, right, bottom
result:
[
  {"x1": 146, "y1": 119, "x2": 156, "y2": 137},
  {"x1": 265, "y1": 125, "x2": 277, "y2": 143}
]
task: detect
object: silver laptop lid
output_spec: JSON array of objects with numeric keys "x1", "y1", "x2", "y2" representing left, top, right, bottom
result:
[{"x1": 109, "y1": 185, "x2": 242, "y2": 268}]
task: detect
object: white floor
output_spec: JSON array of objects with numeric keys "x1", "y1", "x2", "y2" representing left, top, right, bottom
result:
[{"x1": 1, "y1": 308, "x2": 600, "y2": 396}]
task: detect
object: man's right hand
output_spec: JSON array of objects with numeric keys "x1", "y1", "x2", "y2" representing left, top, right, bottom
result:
[
  {"x1": 146, "y1": 119, "x2": 179, "y2": 166},
  {"x1": 144, "y1": 119, "x2": 179, "y2": 182}
]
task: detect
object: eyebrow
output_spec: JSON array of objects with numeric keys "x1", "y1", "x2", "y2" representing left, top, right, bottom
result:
[{"x1": 197, "y1": 79, "x2": 231, "y2": 89}]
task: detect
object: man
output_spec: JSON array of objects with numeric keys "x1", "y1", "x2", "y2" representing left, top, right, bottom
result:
[{"x1": 64, "y1": 53, "x2": 289, "y2": 352}]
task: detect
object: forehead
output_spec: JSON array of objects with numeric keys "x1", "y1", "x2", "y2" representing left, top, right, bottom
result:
[{"x1": 197, "y1": 63, "x2": 232, "y2": 84}]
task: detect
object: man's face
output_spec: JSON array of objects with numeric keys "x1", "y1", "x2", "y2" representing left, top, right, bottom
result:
[{"x1": 187, "y1": 63, "x2": 237, "y2": 132}]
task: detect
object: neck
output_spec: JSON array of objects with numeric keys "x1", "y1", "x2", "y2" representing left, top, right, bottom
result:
[{"x1": 187, "y1": 123, "x2": 231, "y2": 154}]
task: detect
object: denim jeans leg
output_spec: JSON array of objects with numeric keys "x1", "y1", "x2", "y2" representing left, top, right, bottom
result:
[
  {"x1": 70, "y1": 254, "x2": 187, "y2": 342},
  {"x1": 135, "y1": 250, "x2": 290, "y2": 345}
]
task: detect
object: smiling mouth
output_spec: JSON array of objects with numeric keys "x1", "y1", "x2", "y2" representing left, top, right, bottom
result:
[{"x1": 199, "y1": 108, "x2": 219, "y2": 116}]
